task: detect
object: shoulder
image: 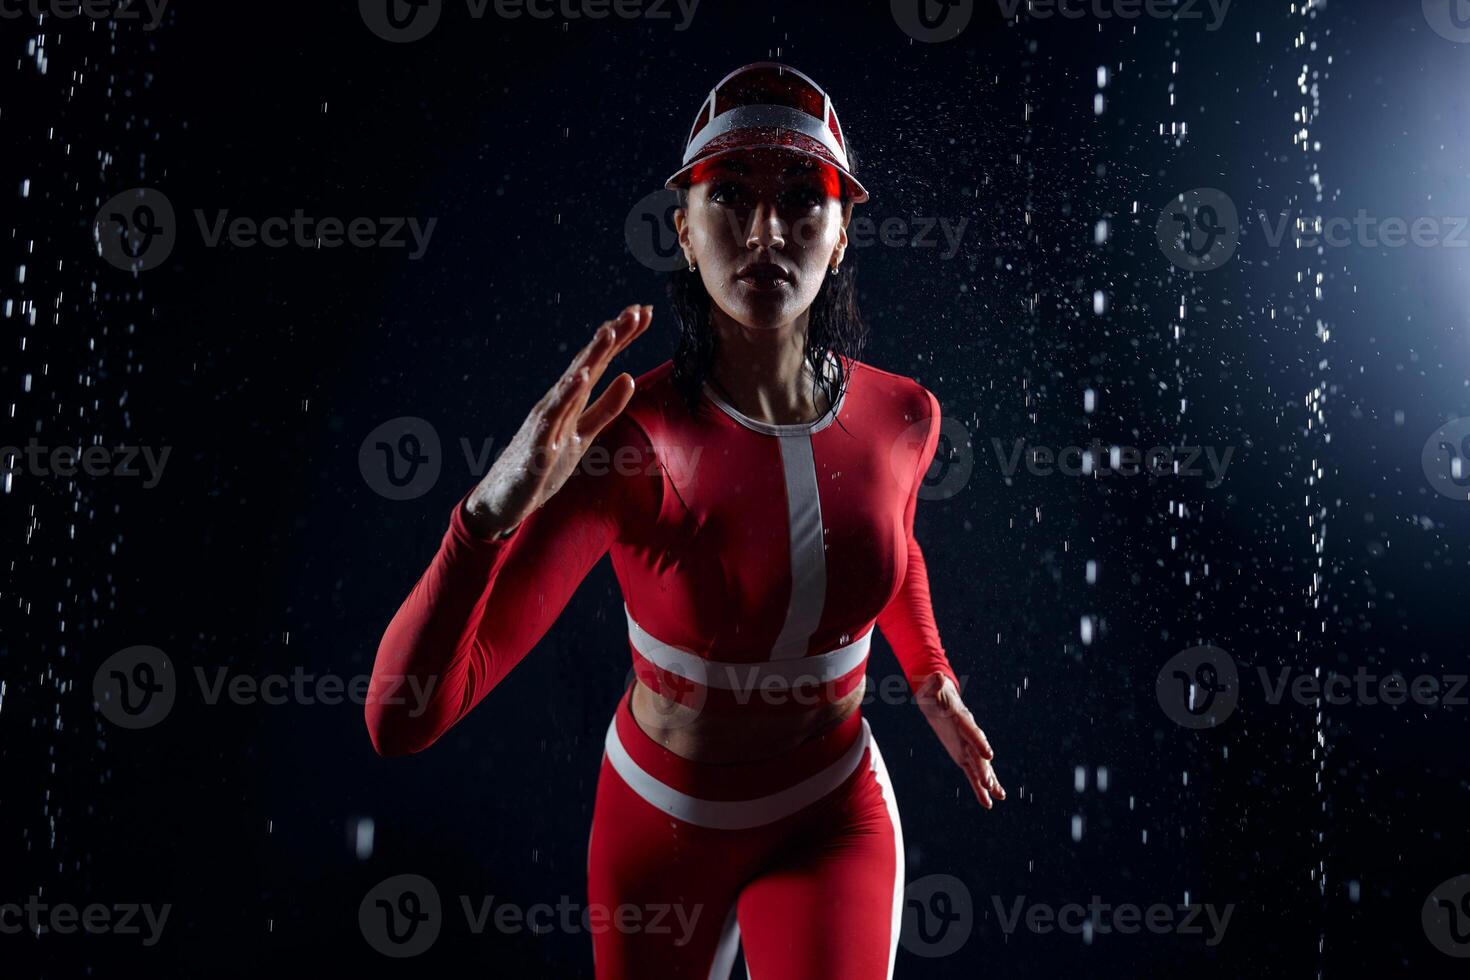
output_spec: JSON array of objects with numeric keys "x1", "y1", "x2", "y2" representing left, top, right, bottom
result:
[
  {"x1": 841, "y1": 355, "x2": 940, "y2": 427},
  {"x1": 588, "y1": 359, "x2": 685, "y2": 456}
]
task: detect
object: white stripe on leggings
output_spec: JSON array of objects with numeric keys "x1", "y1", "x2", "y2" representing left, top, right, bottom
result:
[
  {"x1": 707, "y1": 903, "x2": 740, "y2": 980},
  {"x1": 868, "y1": 735, "x2": 905, "y2": 980}
]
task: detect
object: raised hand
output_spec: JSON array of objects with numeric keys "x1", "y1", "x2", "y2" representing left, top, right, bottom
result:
[{"x1": 462, "y1": 303, "x2": 653, "y2": 538}]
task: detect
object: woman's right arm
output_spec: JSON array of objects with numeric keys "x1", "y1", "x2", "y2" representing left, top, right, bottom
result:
[{"x1": 365, "y1": 304, "x2": 656, "y2": 757}]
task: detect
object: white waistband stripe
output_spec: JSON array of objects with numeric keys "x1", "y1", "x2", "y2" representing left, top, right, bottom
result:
[
  {"x1": 625, "y1": 604, "x2": 870, "y2": 689},
  {"x1": 604, "y1": 716, "x2": 872, "y2": 830}
]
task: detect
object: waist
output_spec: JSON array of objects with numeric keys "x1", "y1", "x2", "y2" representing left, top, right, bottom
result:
[
  {"x1": 624, "y1": 603, "x2": 873, "y2": 714},
  {"x1": 606, "y1": 682, "x2": 870, "y2": 829}
]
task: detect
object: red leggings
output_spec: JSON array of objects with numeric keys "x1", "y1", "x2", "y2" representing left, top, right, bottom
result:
[{"x1": 587, "y1": 686, "x2": 904, "y2": 979}]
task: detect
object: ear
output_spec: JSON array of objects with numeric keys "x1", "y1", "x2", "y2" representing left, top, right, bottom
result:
[
  {"x1": 672, "y1": 204, "x2": 692, "y2": 266},
  {"x1": 831, "y1": 202, "x2": 852, "y2": 267}
]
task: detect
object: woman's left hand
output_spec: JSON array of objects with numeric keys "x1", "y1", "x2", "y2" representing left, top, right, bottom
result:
[{"x1": 915, "y1": 673, "x2": 1007, "y2": 809}]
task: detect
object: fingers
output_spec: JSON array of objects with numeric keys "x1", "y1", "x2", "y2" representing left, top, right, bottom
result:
[
  {"x1": 532, "y1": 302, "x2": 640, "y2": 437},
  {"x1": 542, "y1": 365, "x2": 593, "y2": 450},
  {"x1": 577, "y1": 372, "x2": 637, "y2": 443},
  {"x1": 582, "y1": 304, "x2": 652, "y2": 387},
  {"x1": 981, "y1": 758, "x2": 1007, "y2": 800},
  {"x1": 970, "y1": 721, "x2": 995, "y2": 762},
  {"x1": 957, "y1": 740, "x2": 1005, "y2": 809},
  {"x1": 549, "y1": 304, "x2": 652, "y2": 446},
  {"x1": 960, "y1": 746, "x2": 993, "y2": 809}
]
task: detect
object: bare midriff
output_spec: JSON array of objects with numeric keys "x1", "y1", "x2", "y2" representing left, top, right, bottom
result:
[{"x1": 630, "y1": 675, "x2": 865, "y2": 764}]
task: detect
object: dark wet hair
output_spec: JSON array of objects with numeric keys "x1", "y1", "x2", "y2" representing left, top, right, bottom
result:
[{"x1": 666, "y1": 143, "x2": 869, "y2": 421}]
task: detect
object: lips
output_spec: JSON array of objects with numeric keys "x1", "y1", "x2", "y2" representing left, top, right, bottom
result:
[{"x1": 735, "y1": 262, "x2": 792, "y2": 289}]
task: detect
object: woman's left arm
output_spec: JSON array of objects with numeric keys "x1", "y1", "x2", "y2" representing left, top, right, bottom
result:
[{"x1": 876, "y1": 386, "x2": 1007, "y2": 809}]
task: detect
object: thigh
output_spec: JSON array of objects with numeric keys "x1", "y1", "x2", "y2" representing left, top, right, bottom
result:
[
  {"x1": 587, "y1": 751, "x2": 751, "y2": 980},
  {"x1": 735, "y1": 741, "x2": 905, "y2": 980}
]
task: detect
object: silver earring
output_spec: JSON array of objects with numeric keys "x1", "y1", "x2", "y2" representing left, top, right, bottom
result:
[
  {"x1": 688, "y1": 260, "x2": 697, "y2": 272},
  {"x1": 830, "y1": 264, "x2": 839, "y2": 275}
]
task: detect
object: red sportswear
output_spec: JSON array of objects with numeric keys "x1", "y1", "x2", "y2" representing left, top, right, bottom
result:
[{"x1": 366, "y1": 353, "x2": 958, "y2": 755}]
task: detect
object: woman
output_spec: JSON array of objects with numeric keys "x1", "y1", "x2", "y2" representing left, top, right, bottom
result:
[{"x1": 366, "y1": 62, "x2": 1005, "y2": 979}]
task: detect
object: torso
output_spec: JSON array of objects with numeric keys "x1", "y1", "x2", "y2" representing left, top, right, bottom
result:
[
  {"x1": 631, "y1": 675, "x2": 865, "y2": 763},
  {"x1": 609, "y1": 354, "x2": 938, "y2": 764}
]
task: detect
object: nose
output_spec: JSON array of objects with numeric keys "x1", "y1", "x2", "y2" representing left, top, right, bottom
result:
[{"x1": 744, "y1": 198, "x2": 785, "y2": 251}]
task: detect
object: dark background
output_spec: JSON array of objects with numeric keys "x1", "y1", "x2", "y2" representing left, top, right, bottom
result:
[{"x1": 3, "y1": 0, "x2": 1468, "y2": 976}]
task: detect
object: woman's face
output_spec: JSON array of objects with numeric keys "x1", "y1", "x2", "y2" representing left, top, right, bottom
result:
[{"x1": 675, "y1": 148, "x2": 852, "y2": 331}]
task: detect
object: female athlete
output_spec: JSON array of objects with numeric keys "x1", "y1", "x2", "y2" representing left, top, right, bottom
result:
[{"x1": 366, "y1": 62, "x2": 1006, "y2": 979}]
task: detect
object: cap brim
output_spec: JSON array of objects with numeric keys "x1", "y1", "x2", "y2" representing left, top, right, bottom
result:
[{"x1": 664, "y1": 144, "x2": 869, "y2": 204}]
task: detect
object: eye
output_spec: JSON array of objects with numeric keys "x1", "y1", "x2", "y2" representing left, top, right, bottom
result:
[
  {"x1": 708, "y1": 181, "x2": 747, "y2": 205},
  {"x1": 782, "y1": 185, "x2": 826, "y2": 209}
]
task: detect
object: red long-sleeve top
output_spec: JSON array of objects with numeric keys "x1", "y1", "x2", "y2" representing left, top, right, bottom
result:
[{"x1": 366, "y1": 354, "x2": 958, "y2": 757}]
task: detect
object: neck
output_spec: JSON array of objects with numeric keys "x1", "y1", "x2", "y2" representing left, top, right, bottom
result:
[{"x1": 707, "y1": 306, "x2": 831, "y2": 425}]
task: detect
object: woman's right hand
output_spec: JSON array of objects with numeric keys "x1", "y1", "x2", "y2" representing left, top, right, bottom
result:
[{"x1": 462, "y1": 303, "x2": 653, "y2": 539}]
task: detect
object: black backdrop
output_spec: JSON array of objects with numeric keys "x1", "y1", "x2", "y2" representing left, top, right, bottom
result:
[{"x1": 3, "y1": 0, "x2": 1469, "y2": 976}]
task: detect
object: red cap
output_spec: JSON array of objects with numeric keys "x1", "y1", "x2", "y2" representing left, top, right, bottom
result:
[{"x1": 664, "y1": 62, "x2": 869, "y2": 205}]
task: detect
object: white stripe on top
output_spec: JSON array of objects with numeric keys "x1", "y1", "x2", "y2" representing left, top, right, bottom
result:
[
  {"x1": 698, "y1": 353, "x2": 847, "y2": 662},
  {"x1": 769, "y1": 432, "x2": 827, "y2": 660},
  {"x1": 625, "y1": 604, "x2": 870, "y2": 690}
]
